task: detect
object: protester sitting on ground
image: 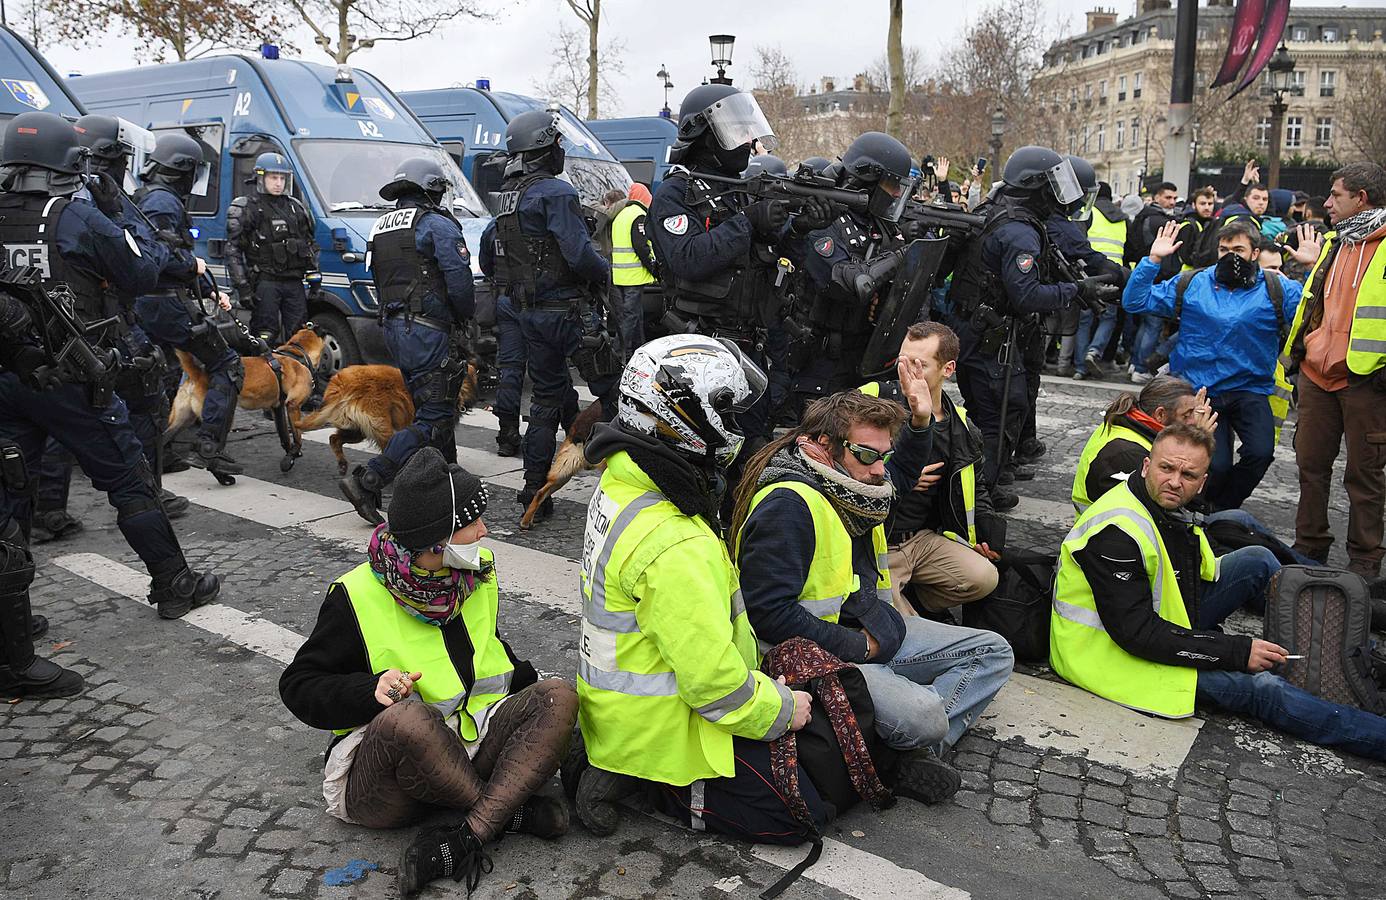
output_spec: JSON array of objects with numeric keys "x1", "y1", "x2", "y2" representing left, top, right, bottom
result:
[
  {"x1": 1123, "y1": 218, "x2": 1320, "y2": 510},
  {"x1": 279, "y1": 449, "x2": 576, "y2": 898},
  {"x1": 1051, "y1": 425, "x2": 1386, "y2": 760},
  {"x1": 730, "y1": 365, "x2": 1013, "y2": 805},
  {"x1": 859, "y1": 323, "x2": 1001, "y2": 617},
  {"x1": 568, "y1": 335, "x2": 814, "y2": 842}
]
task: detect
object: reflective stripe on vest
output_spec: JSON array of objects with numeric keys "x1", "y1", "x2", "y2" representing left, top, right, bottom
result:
[
  {"x1": 1071, "y1": 421, "x2": 1152, "y2": 513},
  {"x1": 332, "y1": 557, "x2": 513, "y2": 741},
  {"x1": 1344, "y1": 241, "x2": 1386, "y2": 375},
  {"x1": 610, "y1": 202, "x2": 655, "y2": 286},
  {"x1": 1086, "y1": 209, "x2": 1127, "y2": 266},
  {"x1": 1049, "y1": 480, "x2": 1217, "y2": 719}
]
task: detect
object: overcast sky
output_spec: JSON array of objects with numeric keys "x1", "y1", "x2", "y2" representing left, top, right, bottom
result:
[{"x1": 38, "y1": 0, "x2": 1385, "y2": 118}]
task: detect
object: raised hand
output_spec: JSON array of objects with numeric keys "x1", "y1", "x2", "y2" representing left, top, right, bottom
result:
[
  {"x1": 1148, "y1": 220, "x2": 1183, "y2": 261},
  {"x1": 897, "y1": 355, "x2": 934, "y2": 425},
  {"x1": 1285, "y1": 223, "x2": 1324, "y2": 266}
]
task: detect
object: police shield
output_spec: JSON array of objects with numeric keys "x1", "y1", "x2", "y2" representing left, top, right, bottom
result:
[{"x1": 858, "y1": 237, "x2": 948, "y2": 378}]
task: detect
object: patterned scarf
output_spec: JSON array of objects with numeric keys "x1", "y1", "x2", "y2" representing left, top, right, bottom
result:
[
  {"x1": 1334, "y1": 207, "x2": 1386, "y2": 245},
  {"x1": 366, "y1": 524, "x2": 479, "y2": 625},
  {"x1": 756, "y1": 443, "x2": 894, "y2": 537}
]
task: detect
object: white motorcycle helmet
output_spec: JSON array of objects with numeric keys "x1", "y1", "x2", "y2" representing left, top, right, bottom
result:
[{"x1": 618, "y1": 335, "x2": 768, "y2": 469}]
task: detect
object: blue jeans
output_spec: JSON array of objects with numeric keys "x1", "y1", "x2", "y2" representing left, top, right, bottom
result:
[
  {"x1": 1073, "y1": 304, "x2": 1118, "y2": 373},
  {"x1": 1194, "y1": 546, "x2": 1280, "y2": 626},
  {"x1": 1204, "y1": 509, "x2": 1320, "y2": 567},
  {"x1": 1207, "y1": 391, "x2": 1276, "y2": 510},
  {"x1": 857, "y1": 616, "x2": 1014, "y2": 753},
  {"x1": 1131, "y1": 315, "x2": 1169, "y2": 374}
]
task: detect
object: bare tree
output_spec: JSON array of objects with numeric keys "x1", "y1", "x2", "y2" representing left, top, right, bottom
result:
[
  {"x1": 1338, "y1": 63, "x2": 1386, "y2": 164},
  {"x1": 48, "y1": 0, "x2": 287, "y2": 62},
  {"x1": 11, "y1": 0, "x2": 58, "y2": 51},
  {"x1": 885, "y1": 0, "x2": 904, "y2": 138},
  {"x1": 534, "y1": 23, "x2": 625, "y2": 117},
  {"x1": 288, "y1": 0, "x2": 491, "y2": 64},
  {"x1": 867, "y1": 46, "x2": 923, "y2": 96},
  {"x1": 562, "y1": 0, "x2": 605, "y2": 118}
]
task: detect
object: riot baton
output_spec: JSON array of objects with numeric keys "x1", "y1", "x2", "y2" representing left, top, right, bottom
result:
[{"x1": 992, "y1": 315, "x2": 1023, "y2": 489}]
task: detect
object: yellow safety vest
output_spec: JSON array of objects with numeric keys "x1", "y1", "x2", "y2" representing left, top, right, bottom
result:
[
  {"x1": 1275, "y1": 231, "x2": 1386, "y2": 388},
  {"x1": 741, "y1": 480, "x2": 893, "y2": 628},
  {"x1": 1086, "y1": 208, "x2": 1127, "y2": 266},
  {"x1": 1071, "y1": 420, "x2": 1151, "y2": 514},
  {"x1": 1050, "y1": 480, "x2": 1218, "y2": 719},
  {"x1": 610, "y1": 201, "x2": 656, "y2": 287},
  {"x1": 332, "y1": 555, "x2": 514, "y2": 742},
  {"x1": 577, "y1": 451, "x2": 791, "y2": 786},
  {"x1": 859, "y1": 380, "x2": 977, "y2": 545}
]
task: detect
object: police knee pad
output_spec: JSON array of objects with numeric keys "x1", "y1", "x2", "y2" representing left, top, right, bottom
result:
[
  {"x1": 0, "y1": 536, "x2": 34, "y2": 594},
  {"x1": 225, "y1": 354, "x2": 245, "y2": 393},
  {"x1": 410, "y1": 370, "x2": 452, "y2": 408},
  {"x1": 113, "y1": 469, "x2": 164, "y2": 523}
]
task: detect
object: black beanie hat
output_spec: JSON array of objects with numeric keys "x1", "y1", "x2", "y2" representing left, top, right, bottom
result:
[{"x1": 386, "y1": 447, "x2": 488, "y2": 551}]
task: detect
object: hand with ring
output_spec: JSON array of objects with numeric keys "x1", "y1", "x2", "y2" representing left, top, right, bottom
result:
[{"x1": 374, "y1": 668, "x2": 423, "y2": 707}]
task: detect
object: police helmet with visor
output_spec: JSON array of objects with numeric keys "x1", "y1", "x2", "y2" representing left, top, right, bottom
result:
[
  {"x1": 1002, "y1": 145, "x2": 1083, "y2": 209},
  {"x1": 841, "y1": 131, "x2": 916, "y2": 222},
  {"x1": 141, "y1": 131, "x2": 212, "y2": 197},
  {"x1": 1, "y1": 112, "x2": 88, "y2": 195},
  {"x1": 1063, "y1": 155, "x2": 1099, "y2": 221},
  {"x1": 253, "y1": 151, "x2": 295, "y2": 196},
  {"x1": 379, "y1": 156, "x2": 450, "y2": 204}
]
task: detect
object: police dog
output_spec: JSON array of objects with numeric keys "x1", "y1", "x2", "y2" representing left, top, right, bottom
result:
[
  {"x1": 292, "y1": 363, "x2": 478, "y2": 476},
  {"x1": 168, "y1": 326, "x2": 327, "y2": 469},
  {"x1": 519, "y1": 399, "x2": 605, "y2": 530}
]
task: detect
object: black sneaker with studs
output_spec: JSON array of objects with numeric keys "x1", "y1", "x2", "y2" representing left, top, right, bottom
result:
[{"x1": 397, "y1": 820, "x2": 493, "y2": 898}]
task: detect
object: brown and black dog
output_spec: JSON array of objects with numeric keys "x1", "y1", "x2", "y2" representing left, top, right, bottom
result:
[
  {"x1": 293, "y1": 363, "x2": 478, "y2": 476},
  {"x1": 168, "y1": 326, "x2": 327, "y2": 470},
  {"x1": 519, "y1": 399, "x2": 605, "y2": 529}
]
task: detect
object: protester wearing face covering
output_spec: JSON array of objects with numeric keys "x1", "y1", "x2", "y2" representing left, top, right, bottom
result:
[
  {"x1": 279, "y1": 448, "x2": 577, "y2": 898},
  {"x1": 1123, "y1": 218, "x2": 1319, "y2": 510}
]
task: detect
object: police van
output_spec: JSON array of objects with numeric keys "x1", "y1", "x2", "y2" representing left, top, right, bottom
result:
[
  {"x1": 0, "y1": 25, "x2": 85, "y2": 129},
  {"x1": 585, "y1": 116, "x2": 678, "y2": 191},
  {"x1": 398, "y1": 87, "x2": 631, "y2": 213},
  {"x1": 70, "y1": 50, "x2": 493, "y2": 369}
]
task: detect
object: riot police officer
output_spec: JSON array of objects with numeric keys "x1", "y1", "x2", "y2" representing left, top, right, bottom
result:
[
  {"x1": 649, "y1": 85, "x2": 829, "y2": 444},
  {"x1": 227, "y1": 152, "x2": 319, "y2": 344},
  {"x1": 135, "y1": 132, "x2": 246, "y2": 482},
  {"x1": 478, "y1": 110, "x2": 616, "y2": 519},
  {"x1": 946, "y1": 146, "x2": 1116, "y2": 509},
  {"x1": 0, "y1": 112, "x2": 221, "y2": 627},
  {"x1": 792, "y1": 131, "x2": 916, "y2": 401},
  {"x1": 339, "y1": 158, "x2": 474, "y2": 523}
]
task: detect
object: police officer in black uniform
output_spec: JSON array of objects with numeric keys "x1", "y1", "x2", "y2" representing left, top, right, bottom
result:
[
  {"x1": 946, "y1": 146, "x2": 1117, "y2": 510},
  {"x1": 0, "y1": 112, "x2": 221, "y2": 626},
  {"x1": 227, "y1": 152, "x2": 319, "y2": 344},
  {"x1": 339, "y1": 158, "x2": 474, "y2": 523},
  {"x1": 649, "y1": 85, "x2": 830, "y2": 445},
  {"x1": 135, "y1": 132, "x2": 246, "y2": 482},
  {"x1": 792, "y1": 131, "x2": 917, "y2": 402},
  {"x1": 479, "y1": 110, "x2": 616, "y2": 519}
]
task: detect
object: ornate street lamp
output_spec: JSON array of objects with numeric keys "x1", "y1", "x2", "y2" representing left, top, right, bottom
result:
[
  {"x1": 657, "y1": 65, "x2": 674, "y2": 118},
  {"x1": 989, "y1": 108, "x2": 1007, "y2": 171},
  {"x1": 709, "y1": 34, "x2": 735, "y2": 86},
  {"x1": 1266, "y1": 44, "x2": 1296, "y2": 189}
]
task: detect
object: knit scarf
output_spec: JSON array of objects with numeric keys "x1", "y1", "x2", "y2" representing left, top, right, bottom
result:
[
  {"x1": 366, "y1": 524, "x2": 479, "y2": 625},
  {"x1": 1334, "y1": 207, "x2": 1386, "y2": 245},
  {"x1": 757, "y1": 443, "x2": 894, "y2": 537}
]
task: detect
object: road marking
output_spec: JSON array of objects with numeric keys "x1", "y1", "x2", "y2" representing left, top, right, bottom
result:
[{"x1": 752, "y1": 839, "x2": 969, "y2": 900}]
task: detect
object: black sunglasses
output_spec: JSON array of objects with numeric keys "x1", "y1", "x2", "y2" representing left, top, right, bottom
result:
[{"x1": 842, "y1": 440, "x2": 894, "y2": 466}]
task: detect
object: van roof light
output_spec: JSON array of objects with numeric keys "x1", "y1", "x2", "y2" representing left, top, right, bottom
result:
[{"x1": 335, "y1": 65, "x2": 353, "y2": 84}]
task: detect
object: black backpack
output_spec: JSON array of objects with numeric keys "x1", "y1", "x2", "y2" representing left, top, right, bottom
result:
[
  {"x1": 1204, "y1": 516, "x2": 1302, "y2": 567},
  {"x1": 960, "y1": 547, "x2": 1057, "y2": 664},
  {"x1": 1263, "y1": 566, "x2": 1386, "y2": 716}
]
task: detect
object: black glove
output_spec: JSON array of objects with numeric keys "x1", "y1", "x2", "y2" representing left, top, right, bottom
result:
[
  {"x1": 9, "y1": 345, "x2": 56, "y2": 391},
  {"x1": 1075, "y1": 276, "x2": 1121, "y2": 313},
  {"x1": 899, "y1": 218, "x2": 929, "y2": 241},
  {"x1": 235, "y1": 284, "x2": 255, "y2": 311},
  {"x1": 744, "y1": 199, "x2": 789, "y2": 238},
  {"x1": 87, "y1": 173, "x2": 124, "y2": 219},
  {"x1": 789, "y1": 197, "x2": 834, "y2": 235}
]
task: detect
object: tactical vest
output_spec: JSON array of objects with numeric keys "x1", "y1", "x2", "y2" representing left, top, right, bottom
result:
[
  {"x1": 946, "y1": 199, "x2": 1055, "y2": 320},
  {"x1": 242, "y1": 194, "x2": 314, "y2": 276},
  {"x1": 331, "y1": 555, "x2": 514, "y2": 743},
  {"x1": 662, "y1": 174, "x2": 779, "y2": 329},
  {"x1": 610, "y1": 201, "x2": 655, "y2": 287},
  {"x1": 809, "y1": 212, "x2": 882, "y2": 335},
  {"x1": 1050, "y1": 479, "x2": 1217, "y2": 719},
  {"x1": 367, "y1": 205, "x2": 448, "y2": 317},
  {"x1": 1071, "y1": 419, "x2": 1151, "y2": 513},
  {"x1": 490, "y1": 174, "x2": 575, "y2": 306},
  {"x1": 1086, "y1": 208, "x2": 1127, "y2": 266},
  {"x1": 0, "y1": 193, "x2": 121, "y2": 344}
]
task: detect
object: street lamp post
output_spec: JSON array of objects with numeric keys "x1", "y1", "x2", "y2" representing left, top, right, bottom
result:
[
  {"x1": 709, "y1": 34, "x2": 735, "y2": 86},
  {"x1": 657, "y1": 65, "x2": 674, "y2": 119},
  {"x1": 1266, "y1": 43, "x2": 1296, "y2": 190},
  {"x1": 989, "y1": 109, "x2": 1006, "y2": 173}
]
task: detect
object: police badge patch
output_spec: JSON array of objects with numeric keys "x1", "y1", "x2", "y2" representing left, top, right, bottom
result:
[
  {"x1": 663, "y1": 214, "x2": 688, "y2": 235},
  {"x1": 1015, "y1": 252, "x2": 1035, "y2": 273},
  {"x1": 456, "y1": 241, "x2": 470, "y2": 262},
  {"x1": 814, "y1": 236, "x2": 834, "y2": 257}
]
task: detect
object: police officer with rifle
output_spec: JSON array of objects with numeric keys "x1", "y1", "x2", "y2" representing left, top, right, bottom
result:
[
  {"x1": 340, "y1": 158, "x2": 474, "y2": 524},
  {"x1": 479, "y1": 110, "x2": 617, "y2": 521},
  {"x1": 227, "y1": 152, "x2": 319, "y2": 344},
  {"x1": 0, "y1": 112, "x2": 222, "y2": 634},
  {"x1": 945, "y1": 146, "x2": 1118, "y2": 510},
  {"x1": 135, "y1": 131, "x2": 246, "y2": 484}
]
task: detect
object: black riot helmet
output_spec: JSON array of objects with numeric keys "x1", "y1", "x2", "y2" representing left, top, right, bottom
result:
[
  {"x1": 798, "y1": 156, "x2": 832, "y2": 176},
  {"x1": 841, "y1": 131, "x2": 916, "y2": 222},
  {"x1": 505, "y1": 110, "x2": 565, "y2": 176},
  {"x1": 379, "y1": 156, "x2": 450, "y2": 205},
  {"x1": 1001, "y1": 145, "x2": 1083, "y2": 212},
  {"x1": 1062, "y1": 155, "x2": 1099, "y2": 221},
  {"x1": 742, "y1": 154, "x2": 787, "y2": 178},
  {"x1": 140, "y1": 131, "x2": 211, "y2": 198},
  {"x1": 0, "y1": 112, "x2": 87, "y2": 195},
  {"x1": 74, "y1": 114, "x2": 153, "y2": 188},
  {"x1": 668, "y1": 84, "x2": 776, "y2": 176}
]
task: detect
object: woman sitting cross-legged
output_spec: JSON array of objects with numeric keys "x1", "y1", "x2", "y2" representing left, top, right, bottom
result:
[{"x1": 280, "y1": 447, "x2": 577, "y2": 897}]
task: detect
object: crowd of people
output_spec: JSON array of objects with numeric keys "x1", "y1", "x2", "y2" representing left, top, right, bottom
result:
[{"x1": 2, "y1": 80, "x2": 1386, "y2": 898}]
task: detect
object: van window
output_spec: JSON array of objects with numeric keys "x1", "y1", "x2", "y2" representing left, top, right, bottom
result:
[
  {"x1": 619, "y1": 160, "x2": 655, "y2": 186},
  {"x1": 152, "y1": 123, "x2": 225, "y2": 217}
]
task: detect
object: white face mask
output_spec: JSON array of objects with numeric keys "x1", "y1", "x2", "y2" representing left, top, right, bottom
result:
[{"x1": 442, "y1": 540, "x2": 484, "y2": 571}]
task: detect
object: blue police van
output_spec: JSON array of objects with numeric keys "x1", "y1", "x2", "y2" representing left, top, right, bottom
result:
[
  {"x1": 584, "y1": 116, "x2": 678, "y2": 191},
  {"x1": 398, "y1": 87, "x2": 631, "y2": 213},
  {"x1": 0, "y1": 25, "x2": 85, "y2": 126},
  {"x1": 70, "y1": 52, "x2": 493, "y2": 369}
]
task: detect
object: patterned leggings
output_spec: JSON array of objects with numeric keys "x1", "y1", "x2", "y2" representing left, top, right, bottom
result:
[{"x1": 344, "y1": 679, "x2": 577, "y2": 841}]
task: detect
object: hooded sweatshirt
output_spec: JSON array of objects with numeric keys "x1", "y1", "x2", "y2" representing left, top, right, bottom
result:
[{"x1": 1303, "y1": 218, "x2": 1386, "y2": 391}]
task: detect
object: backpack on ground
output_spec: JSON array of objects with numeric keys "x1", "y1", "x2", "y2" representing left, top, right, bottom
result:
[
  {"x1": 1263, "y1": 565, "x2": 1386, "y2": 715},
  {"x1": 1204, "y1": 517, "x2": 1302, "y2": 567},
  {"x1": 960, "y1": 547, "x2": 1056, "y2": 664}
]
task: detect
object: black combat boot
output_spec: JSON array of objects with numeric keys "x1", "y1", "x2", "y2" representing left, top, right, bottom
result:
[
  {"x1": 517, "y1": 479, "x2": 553, "y2": 521},
  {"x1": 148, "y1": 562, "x2": 221, "y2": 620},
  {"x1": 339, "y1": 466, "x2": 384, "y2": 525},
  {"x1": 892, "y1": 749, "x2": 962, "y2": 805},
  {"x1": 0, "y1": 540, "x2": 83, "y2": 699},
  {"x1": 574, "y1": 765, "x2": 639, "y2": 837},
  {"x1": 495, "y1": 417, "x2": 522, "y2": 457},
  {"x1": 29, "y1": 508, "x2": 83, "y2": 544},
  {"x1": 397, "y1": 820, "x2": 492, "y2": 898},
  {"x1": 194, "y1": 437, "x2": 243, "y2": 482}
]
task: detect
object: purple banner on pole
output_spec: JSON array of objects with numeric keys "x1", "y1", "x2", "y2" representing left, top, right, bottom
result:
[
  {"x1": 1209, "y1": 0, "x2": 1266, "y2": 88},
  {"x1": 1230, "y1": 0, "x2": 1292, "y2": 99}
]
